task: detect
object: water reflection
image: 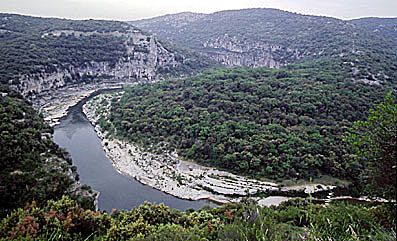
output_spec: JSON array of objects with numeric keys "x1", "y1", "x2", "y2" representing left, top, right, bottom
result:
[{"x1": 53, "y1": 99, "x2": 216, "y2": 212}]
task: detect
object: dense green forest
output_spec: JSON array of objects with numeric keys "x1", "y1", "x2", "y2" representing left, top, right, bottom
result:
[
  {"x1": 345, "y1": 93, "x2": 397, "y2": 200},
  {"x1": 0, "y1": 85, "x2": 95, "y2": 218},
  {"x1": 0, "y1": 14, "x2": 132, "y2": 33},
  {"x1": 100, "y1": 61, "x2": 393, "y2": 182},
  {"x1": 0, "y1": 14, "x2": 126, "y2": 84}
]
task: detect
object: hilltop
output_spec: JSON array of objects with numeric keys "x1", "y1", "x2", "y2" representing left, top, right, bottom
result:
[{"x1": 131, "y1": 8, "x2": 397, "y2": 85}]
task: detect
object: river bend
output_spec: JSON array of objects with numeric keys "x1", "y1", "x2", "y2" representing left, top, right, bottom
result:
[{"x1": 53, "y1": 97, "x2": 215, "y2": 212}]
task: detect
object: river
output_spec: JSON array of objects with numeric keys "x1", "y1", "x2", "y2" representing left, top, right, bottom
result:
[{"x1": 53, "y1": 96, "x2": 215, "y2": 212}]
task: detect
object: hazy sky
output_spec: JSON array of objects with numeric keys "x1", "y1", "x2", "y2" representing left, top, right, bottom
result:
[{"x1": 1, "y1": 0, "x2": 396, "y2": 21}]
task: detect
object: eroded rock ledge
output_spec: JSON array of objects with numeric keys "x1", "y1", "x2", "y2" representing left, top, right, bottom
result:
[{"x1": 31, "y1": 82, "x2": 133, "y2": 126}]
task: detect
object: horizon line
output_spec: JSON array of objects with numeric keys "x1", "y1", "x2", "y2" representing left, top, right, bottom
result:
[{"x1": 1, "y1": 7, "x2": 396, "y2": 23}]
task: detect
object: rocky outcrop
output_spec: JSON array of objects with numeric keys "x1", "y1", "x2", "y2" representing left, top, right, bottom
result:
[
  {"x1": 204, "y1": 50, "x2": 280, "y2": 68},
  {"x1": 30, "y1": 80, "x2": 138, "y2": 127},
  {"x1": 131, "y1": 8, "x2": 397, "y2": 83},
  {"x1": 202, "y1": 34, "x2": 303, "y2": 68},
  {"x1": 11, "y1": 30, "x2": 180, "y2": 96},
  {"x1": 201, "y1": 34, "x2": 308, "y2": 68}
]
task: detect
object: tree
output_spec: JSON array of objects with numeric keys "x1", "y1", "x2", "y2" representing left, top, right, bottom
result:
[{"x1": 345, "y1": 93, "x2": 396, "y2": 200}]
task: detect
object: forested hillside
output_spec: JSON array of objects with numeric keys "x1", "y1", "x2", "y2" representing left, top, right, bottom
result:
[
  {"x1": 2, "y1": 91, "x2": 395, "y2": 240},
  {"x1": 99, "y1": 61, "x2": 393, "y2": 181},
  {"x1": 131, "y1": 9, "x2": 397, "y2": 84},
  {"x1": 0, "y1": 85, "x2": 96, "y2": 217},
  {"x1": 0, "y1": 14, "x2": 217, "y2": 95},
  {"x1": 0, "y1": 8, "x2": 396, "y2": 240},
  {"x1": 350, "y1": 17, "x2": 397, "y2": 49}
]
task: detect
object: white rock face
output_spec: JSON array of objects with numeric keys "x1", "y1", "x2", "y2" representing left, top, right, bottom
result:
[
  {"x1": 10, "y1": 30, "x2": 180, "y2": 96},
  {"x1": 31, "y1": 81, "x2": 133, "y2": 126},
  {"x1": 202, "y1": 35, "x2": 303, "y2": 68}
]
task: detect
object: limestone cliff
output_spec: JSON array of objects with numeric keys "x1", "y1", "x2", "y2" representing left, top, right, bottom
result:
[
  {"x1": 131, "y1": 8, "x2": 397, "y2": 83},
  {"x1": 11, "y1": 30, "x2": 180, "y2": 96},
  {"x1": 0, "y1": 14, "x2": 216, "y2": 96},
  {"x1": 202, "y1": 34, "x2": 304, "y2": 68}
]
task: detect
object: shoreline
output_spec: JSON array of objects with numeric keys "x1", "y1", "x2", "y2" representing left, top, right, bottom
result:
[
  {"x1": 82, "y1": 92, "x2": 337, "y2": 206},
  {"x1": 31, "y1": 82, "x2": 132, "y2": 211},
  {"x1": 31, "y1": 82, "x2": 134, "y2": 127},
  {"x1": 35, "y1": 83, "x2": 391, "y2": 208}
]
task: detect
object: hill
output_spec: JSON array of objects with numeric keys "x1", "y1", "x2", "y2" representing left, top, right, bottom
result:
[
  {"x1": 0, "y1": 13, "x2": 218, "y2": 96},
  {"x1": 98, "y1": 63, "x2": 393, "y2": 181},
  {"x1": 131, "y1": 9, "x2": 397, "y2": 84},
  {"x1": 0, "y1": 9, "x2": 396, "y2": 241},
  {"x1": 350, "y1": 17, "x2": 397, "y2": 49}
]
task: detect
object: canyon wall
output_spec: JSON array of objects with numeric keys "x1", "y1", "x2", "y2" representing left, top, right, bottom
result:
[{"x1": 10, "y1": 30, "x2": 181, "y2": 96}]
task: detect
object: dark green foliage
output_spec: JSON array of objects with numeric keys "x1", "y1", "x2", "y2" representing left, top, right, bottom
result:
[
  {"x1": 1, "y1": 196, "x2": 394, "y2": 240},
  {"x1": 103, "y1": 63, "x2": 390, "y2": 180},
  {"x1": 217, "y1": 200, "x2": 396, "y2": 241},
  {"x1": 0, "y1": 196, "x2": 110, "y2": 240},
  {"x1": 0, "y1": 9, "x2": 396, "y2": 241},
  {"x1": 132, "y1": 9, "x2": 381, "y2": 54},
  {"x1": 345, "y1": 93, "x2": 397, "y2": 200},
  {"x1": 0, "y1": 86, "x2": 92, "y2": 217}
]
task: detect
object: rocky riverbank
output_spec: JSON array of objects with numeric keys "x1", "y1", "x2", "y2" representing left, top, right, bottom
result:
[
  {"x1": 30, "y1": 82, "x2": 134, "y2": 211},
  {"x1": 82, "y1": 92, "x2": 336, "y2": 205},
  {"x1": 31, "y1": 82, "x2": 132, "y2": 126}
]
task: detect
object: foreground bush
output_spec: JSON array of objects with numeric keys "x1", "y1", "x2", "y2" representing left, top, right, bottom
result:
[{"x1": 1, "y1": 196, "x2": 395, "y2": 240}]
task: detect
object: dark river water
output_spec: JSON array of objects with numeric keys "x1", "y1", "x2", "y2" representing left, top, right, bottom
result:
[{"x1": 53, "y1": 97, "x2": 215, "y2": 212}]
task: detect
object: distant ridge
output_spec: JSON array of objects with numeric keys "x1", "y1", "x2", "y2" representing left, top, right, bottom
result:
[{"x1": 131, "y1": 8, "x2": 397, "y2": 84}]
